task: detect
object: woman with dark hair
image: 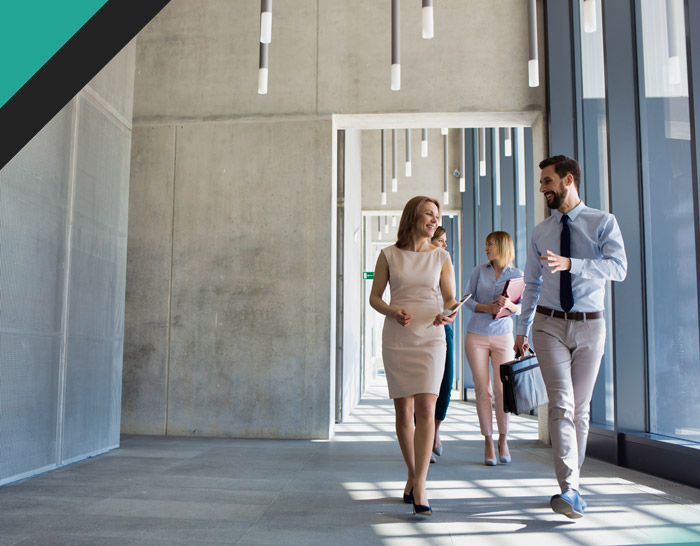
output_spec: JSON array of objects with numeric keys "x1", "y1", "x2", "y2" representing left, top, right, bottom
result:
[
  {"x1": 370, "y1": 196, "x2": 458, "y2": 516},
  {"x1": 463, "y1": 231, "x2": 522, "y2": 465},
  {"x1": 429, "y1": 226, "x2": 453, "y2": 461}
]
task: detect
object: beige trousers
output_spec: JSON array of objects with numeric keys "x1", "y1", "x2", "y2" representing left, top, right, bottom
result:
[
  {"x1": 531, "y1": 313, "x2": 606, "y2": 492},
  {"x1": 465, "y1": 332, "x2": 514, "y2": 437}
]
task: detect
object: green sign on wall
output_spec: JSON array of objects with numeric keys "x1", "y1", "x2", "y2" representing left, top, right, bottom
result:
[{"x1": 362, "y1": 271, "x2": 374, "y2": 280}]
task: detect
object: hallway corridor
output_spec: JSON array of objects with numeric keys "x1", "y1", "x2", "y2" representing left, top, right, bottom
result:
[{"x1": 1, "y1": 388, "x2": 699, "y2": 545}]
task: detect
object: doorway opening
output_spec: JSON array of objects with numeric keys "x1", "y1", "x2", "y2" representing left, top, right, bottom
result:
[{"x1": 332, "y1": 112, "x2": 540, "y2": 425}]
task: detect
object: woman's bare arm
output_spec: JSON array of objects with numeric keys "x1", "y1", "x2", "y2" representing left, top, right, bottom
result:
[{"x1": 369, "y1": 252, "x2": 412, "y2": 326}]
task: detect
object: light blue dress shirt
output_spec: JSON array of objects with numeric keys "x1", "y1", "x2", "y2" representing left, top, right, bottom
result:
[
  {"x1": 464, "y1": 264, "x2": 524, "y2": 335},
  {"x1": 516, "y1": 201, "x2": 627, "y2": 337}
]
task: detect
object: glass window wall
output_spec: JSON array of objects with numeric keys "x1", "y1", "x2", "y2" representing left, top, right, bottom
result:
[
  {"x1": 579, "y1": 0, "x2": 614, "y2": 427},
  {"x1": 638, "y1": 0, "x2": 700, "y2": 443}
]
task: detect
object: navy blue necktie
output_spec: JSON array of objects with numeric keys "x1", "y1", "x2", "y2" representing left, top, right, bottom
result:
[{"x1": 560, "y1": 214, "x2": 574, "y2": 312}]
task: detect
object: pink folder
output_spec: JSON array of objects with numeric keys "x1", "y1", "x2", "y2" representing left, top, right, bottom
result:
[{"x1": 493, "y1": 277, "x2": 524, "y2": 320}]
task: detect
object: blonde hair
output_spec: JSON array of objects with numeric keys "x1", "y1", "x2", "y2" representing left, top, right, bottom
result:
[
  {"x1": 396, "y1": 196, "x2": 441, "y2": 249},
  {"x1": 486, "y1": 231, "x2": 515, "y2": 268}
]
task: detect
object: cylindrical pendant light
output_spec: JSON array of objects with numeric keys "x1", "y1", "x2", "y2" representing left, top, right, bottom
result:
[
  {"x1": 493, "y1": 130, "x2": 501, "y2": 206},
  {"x1": 459, "y1": 128, "x2": 466, "y2": 193},
  {"x1": 384, "y1": 215, "x2": 390, "y2": 233},
  {"x1": 443, "y1": 132, "x2": 449, "y2": 205},
  {"x1": 260, "y1": 0, "x2": 272, "y2": 43},
  {"x1": 381, "y1": 130, "x2": 387, "y2": 205},
  {"x1": 405, "y1": 129, "x2": 412, "y2": 177},
  {"x1": 583, "y1": 0, "x2": 596, "y2": 33},
  {"x1": 392, "y1": 129, "x2": 398, "y2": 192},
  {"x1": 258, "y1": 42, "x2": 269, "y2": 94},
  {"x1": 667, "y1": 0, "x2": 683, "y2": 85},
  {"x1": 422, "y1": 0, "x2": 434, "y2": 39},
  {"x1": 378, "y1": 216, "x2": 382, "y2": 240},
  {"x1": 421, "y1": 128, "x2": 428, "y2": 157},
  {"x1": 517, "y1": 127, "x2": 526, "y2": 206},
  {"x1": 504, "y1": 127, "x2": 512, "y2": 157},
  {"x1": 479, "y1": 127, "x2": 486, "y2": 177},
  {"x1": 391, "y1": 0, "x2": 401, "y2": 90},
  {"x1": 473, "y1": 129, "x2": 481, "y2": 206},
  {"x1": 527, "y1": 0, "x2": 539, "y2": 87},
  {"x1": 392, "y1": 215, "x2": 397, "y2": 227}
]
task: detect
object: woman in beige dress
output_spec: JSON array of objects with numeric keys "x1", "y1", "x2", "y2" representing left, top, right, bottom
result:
[{"x1": 369, "y1": 196, "x2": 458, "y2": 515}]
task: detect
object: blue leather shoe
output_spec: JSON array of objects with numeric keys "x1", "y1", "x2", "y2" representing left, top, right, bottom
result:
[
  {"x1": 550, "y1": 488, "x2": 585, "y2": 519},
  {"x1": 403, "y1": 487, "x2": 414, "y2": 504}
]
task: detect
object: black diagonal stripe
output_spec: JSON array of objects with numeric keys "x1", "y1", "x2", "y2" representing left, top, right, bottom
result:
[{"x1": 0, "y1": 0, "x2": 172, "y2": 170}]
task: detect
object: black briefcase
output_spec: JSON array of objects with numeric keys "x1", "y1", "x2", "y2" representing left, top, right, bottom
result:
[{"x1": 499, "y1": 350, "x2": 549, "y2": 415}]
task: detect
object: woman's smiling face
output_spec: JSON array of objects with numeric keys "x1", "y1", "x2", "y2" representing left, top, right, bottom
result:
[{"x1": 415, "y1": 202, "x2": 440, "y2": 238}]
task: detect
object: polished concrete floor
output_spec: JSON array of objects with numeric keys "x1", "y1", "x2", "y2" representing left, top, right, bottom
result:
[{"x1": 2, "y1": 387, "x2": 700, "y2": 546}]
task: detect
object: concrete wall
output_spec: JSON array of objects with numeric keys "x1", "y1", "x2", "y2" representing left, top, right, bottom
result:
[
  {"x1": 0, "y1": 43, "x2": 135, "y2": 485},
  {"x1": 124, "y1": 0, "x2": 546, "y2": 439}
]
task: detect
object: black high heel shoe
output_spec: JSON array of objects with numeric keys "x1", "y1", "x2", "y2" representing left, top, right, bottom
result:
[
  {"x1": 402, "y1": 487, "x2": 414, "y2": 504},
  {"x1": 412, "y1": 498, "x2": 432, "y2": 515}
]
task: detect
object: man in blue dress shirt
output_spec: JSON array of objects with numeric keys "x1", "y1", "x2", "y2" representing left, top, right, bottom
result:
[{"x1": 514, "y1": 155, "x2": 627, "y2": 519}]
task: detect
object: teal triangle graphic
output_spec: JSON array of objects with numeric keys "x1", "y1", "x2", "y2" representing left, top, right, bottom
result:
[{"x1": 0, "y1": 0, "x2": 109, "y2": 109}]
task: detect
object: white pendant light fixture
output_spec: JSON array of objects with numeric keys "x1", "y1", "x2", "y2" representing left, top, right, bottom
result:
[
  {"x1": 384, "y1": 216, "x2": 390, "y2": 233},
  {"x1": 381, "y1": 130, "x2": 387, "y2": 205},
  {"x1": 667, "y1": 0, "x2": 683, "y2": 85},
  {"x1": 459, "y1": 128, "x2": 466, "y2": 193},
  {"x1": 504, "y1": 127, "x2": 512, "y2": 157},
  {"x1": 479, "y1": 127, "x2": 486, "y2": 177},
  {"x1": 527, "y1": 0, "x2": 539, "y2": 87},
  {"x1": 583, "y1": 0, "x2": 597, "y2": 33},
  {"x1": 258, "y1": 43, "x2": 268, "y2": 94},
  {"x1": 257, "y1": 0, "x2": 271, "y2": 94},
  {"x1": 392, "y1": 215, "x2": 397, "y2": 227},
  {"x1": 391, "y1": 0, "x2": 401, "y2": 90},
  {"x1": 421, "y1": 128, "x2": 428, "y2": 157},
  {"x1": 493, "y1": 130, "x2": 501, "y2": 206},
  {"x1": 422, "y1": 0, "x2": 434, "y2": 39},
  {"x1": 392, "y1": 129, "x2": 398, "y2": 192},
  {"x1": 474, "y1": 129, "x2": 481, "y2": 207},
  {"x1": 443, "y1": 131, "x2": 449, "y2": 205},
  {"x1": 441, "y1": 127, "x2": 448, "y2": 136},
  {"x1": 378, "y1": 216, "x2": 382, "y2": 240},
  {"x1": 405, "y1": 129, "x2": 412, "y2": 177},
  {"x1": 260, "y1": 0, "x2": 272, "y2": 43},
  {"x1": 517, "y1": 127, "x2": 526, "y2": 206}
]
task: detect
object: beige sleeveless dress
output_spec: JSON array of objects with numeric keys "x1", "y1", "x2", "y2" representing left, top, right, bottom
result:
[{"x1": 381, "y1": 245, "x2": 449, "y2": 399}]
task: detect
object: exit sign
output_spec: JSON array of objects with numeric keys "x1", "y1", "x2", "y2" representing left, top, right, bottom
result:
[{"x1": 363, "y1": 271, "x2": 374, "y2": 280}]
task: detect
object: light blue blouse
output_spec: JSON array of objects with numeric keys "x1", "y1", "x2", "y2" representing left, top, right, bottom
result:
[{"x1": 463, "y1": 264, "x2": 524, "y2": 335}]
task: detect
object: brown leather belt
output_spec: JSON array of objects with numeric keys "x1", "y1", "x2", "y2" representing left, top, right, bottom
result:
[{"x1": 536, "y1": 306, "x2": 603, "y2": 321}]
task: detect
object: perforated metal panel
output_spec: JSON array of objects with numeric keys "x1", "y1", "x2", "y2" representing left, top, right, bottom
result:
[
  {"x1": 0, "y1": 103, "x2": 73, "y2": 482},
  {"x1": 61, "y1": 97, "x2": 129, "y2": 463},
  {"x1": 0, "y1": 334, "x2": 60, "y2": 479}
]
